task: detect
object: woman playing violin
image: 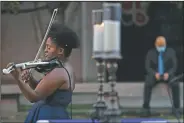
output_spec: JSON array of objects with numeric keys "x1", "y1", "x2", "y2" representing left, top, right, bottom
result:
[{"x1": 7, "y1": 22, "x2": 79, "y2": 122}]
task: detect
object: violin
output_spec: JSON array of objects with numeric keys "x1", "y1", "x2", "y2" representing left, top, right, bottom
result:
[
  {"x1": 2, "y1": 8, "x2": 59, "y2": 76},
  {"x1": 2, "y1": 58, "x2": 62, "y2": 75},
  {"x1": 34, "y1": 58, "x2": 63, "y2": 73}
]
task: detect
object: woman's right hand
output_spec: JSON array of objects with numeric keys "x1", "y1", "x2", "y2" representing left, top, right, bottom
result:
[{"x1": 21, "y1": 70, "x2": 32, "y2": 83}]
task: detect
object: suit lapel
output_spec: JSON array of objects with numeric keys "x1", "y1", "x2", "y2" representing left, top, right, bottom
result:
[{"x1": 163, "y1": 49, "x2": 169, "y2": 62}]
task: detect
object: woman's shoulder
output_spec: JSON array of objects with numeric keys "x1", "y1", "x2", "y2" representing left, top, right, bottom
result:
[{"x1": 52, "y1": 63, "x2": 74, "y2": 81}]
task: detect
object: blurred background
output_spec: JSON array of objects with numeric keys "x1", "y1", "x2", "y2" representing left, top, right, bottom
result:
[{"x1": 0, "y1": 1, "x2": 183, "y2": 122}]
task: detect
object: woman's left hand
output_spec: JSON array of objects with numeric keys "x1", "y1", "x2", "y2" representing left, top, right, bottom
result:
[{"x1": 6, "y1": 62, "x2": 20, "y2": 80}]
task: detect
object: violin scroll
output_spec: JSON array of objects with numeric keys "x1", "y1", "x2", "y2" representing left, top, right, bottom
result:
[{"x1": 2, "y1": 66, "x2": 15, "y2": 74}]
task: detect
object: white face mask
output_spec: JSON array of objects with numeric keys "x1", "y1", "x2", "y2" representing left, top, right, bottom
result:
[{"x1": 156, "y1": 46, "x2": 166, "y2": 52}]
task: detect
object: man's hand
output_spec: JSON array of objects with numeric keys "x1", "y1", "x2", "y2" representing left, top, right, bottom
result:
[
  {"x1": 163, "y1": 73, "x2": 169, "y2": 81},
  {"x1": 155, "y1": 73, "x2": 160, "y2": 80}
]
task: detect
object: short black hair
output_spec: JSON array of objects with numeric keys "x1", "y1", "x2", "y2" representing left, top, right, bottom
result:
[{"x1": 48, "y1": 21, "x2": 79, "y2": 57}]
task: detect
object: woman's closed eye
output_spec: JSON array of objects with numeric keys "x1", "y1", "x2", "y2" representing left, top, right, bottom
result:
[{"x1": 46, "y1": 45, "x2": 51, "y2": 50}]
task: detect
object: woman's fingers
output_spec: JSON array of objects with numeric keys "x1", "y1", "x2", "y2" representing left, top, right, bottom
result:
[{"x1": 21, "y1": 70, "x2": 31, "y2": 82}]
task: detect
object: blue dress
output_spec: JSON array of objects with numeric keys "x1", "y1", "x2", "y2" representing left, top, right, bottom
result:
[{"x1": 24, "y1": 89, "x2": 72, "y2": 123}]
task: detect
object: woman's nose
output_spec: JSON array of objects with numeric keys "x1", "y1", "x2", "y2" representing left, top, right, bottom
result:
[{"x1": 44, "y1": 48, "x2": 47, "y2": 52}]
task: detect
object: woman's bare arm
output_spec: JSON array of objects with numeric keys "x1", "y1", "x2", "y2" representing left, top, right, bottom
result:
[
  {"x1": 26, "y1": 76, "x2": 38, "y2": 89},
  {"x1": 16, "y1": 68, "x2": 66, "y2": 103}
]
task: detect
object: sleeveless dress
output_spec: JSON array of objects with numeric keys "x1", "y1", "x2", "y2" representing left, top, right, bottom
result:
[{"x1": 24, "y1": 89, "x2": 72, "y2": 123}]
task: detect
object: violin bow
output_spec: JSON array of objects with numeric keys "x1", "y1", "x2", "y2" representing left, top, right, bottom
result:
[
  {"x1": 34, "y1": 8, "x2": 58, "y2": 61},
  {"x1": 28, "y1": 8, "x2": 58, "y2": 75}
]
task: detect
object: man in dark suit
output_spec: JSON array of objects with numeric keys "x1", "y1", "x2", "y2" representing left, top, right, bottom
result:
[{"x1": 142, "y1": 36, "x2": 180, "y2": 116}]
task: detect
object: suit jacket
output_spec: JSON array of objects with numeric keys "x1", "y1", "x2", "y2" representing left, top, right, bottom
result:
[{"x1": 145, "y1": 47, "x2": 177, "y2": 76}]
